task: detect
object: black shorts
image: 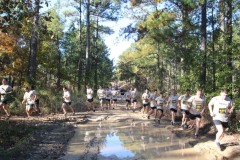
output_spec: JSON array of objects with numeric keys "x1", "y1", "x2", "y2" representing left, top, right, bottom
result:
[
  {"x1": 35, "y1": 99, "x2": 39, "y2": 105},
  {"x1": 106, "y1": 98, "x2": 111, "y2": 102},
  {"x1": 150, "y1": 106, "x2": 157, "y2": 110},
  {"x1": 213, "y1": 120, "x2": 229, "y2": 128},
  {"x1": 143, "y1": 103, "x2": 149, "y2": 107},
  {"x1": 63, "y1": 101, "x2": 71, "y2": 106},
  {"x1": 170, "y1": 108, "x2": 177, "y2": 113},
  {"x1": 131, "y1": 99, "x2": 137, "y2": 103},
  {"x1": 181, "y1": 109, "x2": 190, "y2": 115},
  {"x1": 113, "y1": 99, "x2": 117, "y2": 102},
  {"x1": 99, "y1": 98, "x2": 105, "y2": 101},
  {"x1": 121, "y1": 93, "x2": 125, "y2": 95},
  {"x1": 126, "y1": 99, "x2": 131, "y2": 103},
  {"x1": 188, "y1": 113, "x2": 201, "y2": 120},
  {"x1": 1, "y1": 99, "x2": 7, "y2": 104},
  {"x1": 157, "y1": 109, "x2": 163, "y2": 113},
  {"x1": 87, "y1": 98, "x2": 93, "y2": 102}
]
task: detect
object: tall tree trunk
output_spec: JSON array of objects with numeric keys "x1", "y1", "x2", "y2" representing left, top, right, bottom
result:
[
  {"x1": 94, "y1": 15, "x2": 99, "y2": 92},
  {"x1": 56, "y1": 35, "x2": 61, "y2": 88},
  {"x1": 85, "y1": 0, "x2": 91, "y2": 88},
  {"x1": 77, "y1": 0, "x2": 83, "y2": 90},
  {"x1": 29, "y1": 0, "x2": 40, "y2": 83},
  {"x1": 226, "y1": 0, "x2": 233, "y2": 96},
  {"x1": 219, "y1": 0, "x2": 225, "y2": 32},
  {"x1": 200, "y1": 0, "x2": 207, "y2": 89},
  {"x1": 211, "y1": 3, "x2": 216, "y2": 91}
]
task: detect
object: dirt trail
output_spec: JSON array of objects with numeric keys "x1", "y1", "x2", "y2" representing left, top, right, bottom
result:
[{"x1": 2, "y1": 103, "x2": 240, "y2": 160}]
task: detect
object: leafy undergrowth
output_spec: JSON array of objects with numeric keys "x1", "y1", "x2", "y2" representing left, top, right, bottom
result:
[
  {"x1": 0, "y1": 120, "x2": 37, "y2": 159},
  {"x1": 0, "y1": 119, "x2": 75, "y2": 160}
]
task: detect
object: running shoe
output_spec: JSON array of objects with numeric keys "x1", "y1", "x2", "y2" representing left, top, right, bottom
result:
[{"x1": 194, "y1": 134, "x2": 199, "y2": 138}]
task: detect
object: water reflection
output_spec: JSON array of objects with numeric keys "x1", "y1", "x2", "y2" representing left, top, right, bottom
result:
[
  {"x1": 61, "y1": 121, "x2": 202, "y2": 160},
  {"x1": 100, "y1": 133, "x2": 134, "y2": 158}
]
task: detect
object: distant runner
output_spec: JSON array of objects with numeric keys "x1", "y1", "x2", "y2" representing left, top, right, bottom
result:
[
  {"x1": 178, "y1": 89, "x2": 191, "y2": 128},
  {"x1": 0, "y1": 78, "x2": 12, "y2": 119},
  {"x1": 61, "y1": 86, "x2": 75, "y2": 117},
  {"x1": 155, "y1": 91, "x2": 166, "y2": 124},
  {"x1": 166, "y1": 89, "x2": 179, "y2": 125}
]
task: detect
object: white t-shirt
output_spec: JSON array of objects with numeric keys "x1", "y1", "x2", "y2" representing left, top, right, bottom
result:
[
  {"x1": 178, "y1": 95, "x2": 191, "y2": 110},
  {"x1": 27, "y1": 93, "x2": 36, "y2": 105},
  {"x1": 125, "y1": 91, "x2": 131, "y2": 100},
  {"x1": 188, "y1": 95, "x2": 205, "y2": 114},
  {"x1": 168, "y1": 95, "x2": 179, "y2": 109},
  {"x1": 105, "y1": 90, "x2": 112, "y2": 99},
  {"x1": 111, "y1": 90, "x2": 118, "y2": 99},
  {"x1": 0, "y1": 84, "x2": 12, "y2": 101},
  {"x1": 87, "y1": 88, "x2": 93, "y2": 99},
  {"x1": 149, "y1": 93, "x2": 157, "y2": 107},
  {"x1": 208, "y1": 96, "x2": 232, "y2": 122},
  {"x1": 142, "y1": 93, "x2": 149, "y2": 104},
  {"x1": 63, "y1": 91, "x2": 71, "y2": 102},
  {"x1": 131, "y1": 90, "x2": 138, "y2": 99},
  {"x1": 97, "y1": 89, "x2": 105, "y2": 99},
  {"x1": 156, "y1": 97, "x2": 166, "y2": 110}
]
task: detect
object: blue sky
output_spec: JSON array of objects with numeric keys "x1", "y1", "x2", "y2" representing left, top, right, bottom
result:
[
  {"x1": 45, "y1": 0, "x2": 134, "y2": 65},
  {"x1": 100, "y1": 19, "x2": 134, "y2": 64}
]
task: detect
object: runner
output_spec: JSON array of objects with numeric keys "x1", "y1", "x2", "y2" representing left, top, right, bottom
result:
[
  {"x1": 61, "y1": 86, "x2": 75, "y2": 117},
  {"x1": 147, "y1": 89, "x2": 157, "y2": 120},
  {"x1": 111, "y1": 87, "x2": 119, "y2": 109},
  {"x1": 130, "y1": 88, "x2": 138, "y2": 112},
  {"x1": 105, "y1": 87, "x2": 112, "y2": 110},
  {"x1": 29, "y1": 85, "x2": 41, "y2": 114},
  {"x1": 166, "y1": 89, "x2": 179, "y2": 125},
  {"x1": 155, "y1": 91, "x2": 166, "y2": 124},
  {"x1": 0, "y1": 78, "x2": 12, "y2": 119},
  {"x1": 188, "y1": 88, "x2": 206, "y2": 138},
  {"x1": 141, "y1": 89, "x2": 150, "y2": 115},
  {"x1": 22, "y1": 87, "x2": 32, "y2": 118},
  {"x1": 208, "y1": 89, "x2": 233, "y2": 150},
  {"x1": 178, "y1": 89, "x2": 191, "y2": 128},
  {"x1": 97, "y1": 85, "x2": 105, "y2": 111},
  {"x1": 86, "y1": 85, "x2": 95, "y2": 112},
  {"x1": 120, "y1": 88, "x2": 126, "y2": 103},
  {"x1": 125, "y1": 89, "x2": 131, "y2": 110},
  {"x1": 22, "y1": 87, "x2": 36, "y2": 119}
]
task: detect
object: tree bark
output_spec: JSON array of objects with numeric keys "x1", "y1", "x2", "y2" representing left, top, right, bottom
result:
[
  {"x1": 29, "y1": 0, "x2": 40, "y2": 83},
  {"x1": 85, "y1": 0, "x2": 91, "y2": 88},
  {"x1": 200, "y1": 0, "x2": 207, "y2": 89}
]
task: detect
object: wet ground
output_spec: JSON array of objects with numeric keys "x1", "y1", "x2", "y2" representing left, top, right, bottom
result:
[{"x1": 60, "y1": 107, "x2": 203, "y2": 160}]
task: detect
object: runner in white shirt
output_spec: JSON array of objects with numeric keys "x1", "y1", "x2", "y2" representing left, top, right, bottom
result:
[
  {"x1": 130, "y1": 88, "x2": 138, "y2": 112},
  {"x1": 125, "y1": 89, "x2": 131, "y2": 110},
  {"x1": 97, "y1": 85, "x2": 106, "y2": 111},
  {"x1": 105, "y1": 87, "x2": 112, "y2": 110},
  {"x1": 0, "y1": 78, "x2": 12, "y2": 118},
  {"x1": 188, "y1": 88, "x2": 206, "y2": 138},
  {"x1": 208, "y1": 89, "x2": 233, "y2": 150},
  {"x1": 22, "y1": 87, "x2": 33, "y2": 118},
  {"x1": 111, "y1": 87, "x2": 119, "y2": 109},
  {"x1": 178, "y1": 89, "x2": 191, "y2": 128},
  {"x1": 61, "y1": 86, "x2": 75, "y2": 117},
  {"x1": 155, "y1": 91, "x2": 166, "y2": 124},
  {"x1": 166, "y1": 90, "x2": 179, "y2": 125},
  {"x1": 141, "y1": 89, "x2": 150, "y2": 115},
  {"x1": 147, "y1": 89, "x2": 157, "y2": 120},
  {"x1": 86, "y1": 85, "x2": 95, "y2": 112}
]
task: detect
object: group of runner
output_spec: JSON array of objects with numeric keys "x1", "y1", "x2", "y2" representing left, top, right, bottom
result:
[
  {"x1": 140, "y1": 87, "x2": 233, "y2": 151},
  {"x1": 0, "y1": 78, "x2": 234, "y2": 151}
]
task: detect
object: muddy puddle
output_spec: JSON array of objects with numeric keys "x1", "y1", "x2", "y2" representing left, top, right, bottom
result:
[{"x1": 60, "y1": 120, "x2": 202, "y2": 160}]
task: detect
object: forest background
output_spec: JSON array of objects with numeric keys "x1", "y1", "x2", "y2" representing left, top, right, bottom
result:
[{"x1": 0, "y1": 0, "x2": 240, "y2": 131}]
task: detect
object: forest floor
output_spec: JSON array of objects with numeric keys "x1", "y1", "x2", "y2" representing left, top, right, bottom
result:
[{"x1": 0, "y1": 103, "x2": 240, "y2": 160}]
